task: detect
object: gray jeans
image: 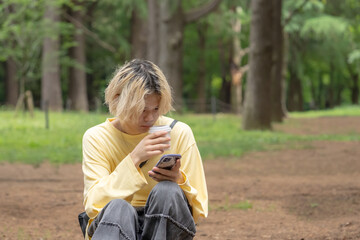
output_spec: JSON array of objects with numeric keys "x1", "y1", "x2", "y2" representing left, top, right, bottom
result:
[{"x1": 88, "y1": 181, "x2": 196, "y2": 240}]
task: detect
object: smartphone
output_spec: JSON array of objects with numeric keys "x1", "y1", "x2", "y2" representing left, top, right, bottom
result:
[{"x1": 155, "y1": 154, "x2": 181, "y2": 170}]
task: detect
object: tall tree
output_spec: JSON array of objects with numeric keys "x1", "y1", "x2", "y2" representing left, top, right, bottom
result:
[
  {"x1": 147, "y1": 0, "x2": 222, "y2": 111},
  {"x1": 242, "y1": 0, "x2": 273, "y2": 130},
  {"x1": 196, "y1": 22, "x2": 208, "y2": 113},
  {"x1": 5, "y1": 57, "x2": 18, "y2": 106},
  {"x1": 3, "y1": 4, "x2": 18, "y2": 107},
  {"x1": 68, "y1": 6, "x2": 89, "y2": 112},
  {"x1": 41, "y1": 1, "x2": 63, "y2": 111},
  {"x1": 131, "y1": 3, "x2": 147, "y2": 59},
  {"x1": 271, "y1": 0, "x2": 286, "y2": 122},
  {"x1": 230, "y1": 6, "x2": 249, "y2": 114}
]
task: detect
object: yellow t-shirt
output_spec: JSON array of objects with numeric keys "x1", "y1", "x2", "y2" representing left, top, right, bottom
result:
[{"x1": 82, "y1": 116, "x2": 208, "y2": 234}]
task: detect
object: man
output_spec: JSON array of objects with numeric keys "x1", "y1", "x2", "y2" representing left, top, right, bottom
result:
[{"x1": 82, "y1": 59, "x2": 208, "y2": 239}]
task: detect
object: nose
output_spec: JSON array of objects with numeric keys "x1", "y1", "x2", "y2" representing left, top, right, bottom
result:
[{"x1": 144, "y1": 112, "x2": 154, "y2": 122}]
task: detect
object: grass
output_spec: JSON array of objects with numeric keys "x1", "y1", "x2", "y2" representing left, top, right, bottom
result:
[
  {"x1": 210, "y1": 197, "x2": 253, "y2": 211},
  {"x1": 0, "y1": 105, "x2": 360, "y2": 164},
  {"x1": 0, "y1": 110, "x2": 108, "y2": 164},
  {"x1": 289, "y1": 105, "x2": 360, "y2": 118}
]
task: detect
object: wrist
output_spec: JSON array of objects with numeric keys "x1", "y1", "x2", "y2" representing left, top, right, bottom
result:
[
  {"x1": 130, "y1": 152, "x2": 141, "y2": 168},
  {"x1": 177, "y1": 171, "x2": 185, "y2": 184}
]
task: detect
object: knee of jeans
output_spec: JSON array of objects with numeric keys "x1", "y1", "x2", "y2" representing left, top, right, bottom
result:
[
  {"x1": 152, "y1": 181, "x2": 183, "y2": 200},
  {"x1": 106, "y1": 199, "x2": 136, "y2": 216}
]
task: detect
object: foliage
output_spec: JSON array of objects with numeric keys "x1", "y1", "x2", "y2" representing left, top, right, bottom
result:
[
  {"x1": 284, "y1": 0, "x2": 360, "y2": 109},
  {"x1": 348, "y1": 49, "x2": 360, "y2": 64},
  {"x1": 1, "y1": 107, "x2": 360, "y2": 164},
  {"x1": 183, "y1": 0, "x2": 251, "y2": 103},
  {"x1": 0, "y1": 0, "x2": 359, "y2": 111},
  {"x1": 0, "y1": 0, "x2": 45, "y2": 94}
]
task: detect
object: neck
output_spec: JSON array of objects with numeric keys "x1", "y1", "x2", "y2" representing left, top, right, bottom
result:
[{"x1": 112, "y1": 119, "x2": 127, "y2": 134}]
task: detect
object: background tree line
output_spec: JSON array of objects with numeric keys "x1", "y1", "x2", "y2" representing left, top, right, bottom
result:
[{"x1": 0, "y1": 0, "x2": 359, "y2": 129}]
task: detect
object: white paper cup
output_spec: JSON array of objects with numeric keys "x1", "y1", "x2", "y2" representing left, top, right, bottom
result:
[{"x1": 149, "y1": 125, "x2": 171, "y2": 150}]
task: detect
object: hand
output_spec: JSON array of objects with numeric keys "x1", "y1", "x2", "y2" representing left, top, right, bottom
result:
[
  {"x1": 130, "y1": 131, "x2": 170, "y2": 168},
  {"x1": 148, "y1": 159, "x2": 184, "y2": 184}
]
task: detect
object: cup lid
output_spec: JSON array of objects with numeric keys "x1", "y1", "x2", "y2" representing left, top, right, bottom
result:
[{"x1": 149, "y1": 125, "x2": 171, "y2": 133}]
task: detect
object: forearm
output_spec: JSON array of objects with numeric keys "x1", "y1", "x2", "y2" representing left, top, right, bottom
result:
[{"x1": 83, "y1": 155, "x2": 147, "y2": 218}]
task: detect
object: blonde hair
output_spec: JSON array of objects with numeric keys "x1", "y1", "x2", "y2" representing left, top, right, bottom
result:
[{"x1": 105, "y1": 59, "x2": 173, "y2": 121}]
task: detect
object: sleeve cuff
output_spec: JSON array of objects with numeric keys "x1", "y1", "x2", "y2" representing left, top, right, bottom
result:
[
  {"x1": 178, "y1": 169, "x2": 190, "y2": 187},
  {"x1": 117, "y1": 154, "x2": 148, "y2": 186}
]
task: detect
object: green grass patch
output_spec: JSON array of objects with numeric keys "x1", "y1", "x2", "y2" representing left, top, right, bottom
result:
[
  {"x1": 0, "y1": 110, "x2": 109, "y2": 164},
  {"x1": 210, "y1": 200, "x2": 253, "y2": 211},
  {"x1": 289, "y1": 105, "x2": 360, "y2": 118},
  {"x1": 1, "y1": 106, "x2": 360, "y2": 164}
]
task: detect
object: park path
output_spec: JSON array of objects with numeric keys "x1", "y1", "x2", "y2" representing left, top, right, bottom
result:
[{"x1": 1, "y1": 116, "x2": 360, "y2": 239}]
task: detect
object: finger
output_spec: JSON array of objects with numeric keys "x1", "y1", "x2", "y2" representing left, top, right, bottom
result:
[
  {"x1": 172, "y1": 159, "x2": 181, "y2": 170},
  {"x1": 147, "y1": 136, "x2": 171, "y2": 146},
  {"x1": 146, "y1": 143, "x2": 170, "y2": 152},
  {"x1": 151, "y1": 167, "x2": 177, "y2": 178},
  {"x1": 145, "y1": 149, "x2": 165, "y2": 158},
  {"x1": 148, "y1": 170, "x2": 169, "y2": 182},
  {"x1": 150, "y1": 172, "x2": 174, "y2": 182},
  {"x1": 147, "y1": 131, "x2": 168, "y2": 139}
]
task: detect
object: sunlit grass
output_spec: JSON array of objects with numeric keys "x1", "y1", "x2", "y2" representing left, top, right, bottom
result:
[
  {"x1": 289, "y1": 105, "x2": 360, "y2": 118},
  {"x1": 0, "y1": 106, "x2": 359, "y2": 164},
  {"x1": 0, "y1": 110, "x2": 109, "y2": 164}
]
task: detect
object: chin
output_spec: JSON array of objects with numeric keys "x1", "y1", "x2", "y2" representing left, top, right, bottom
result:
[{"x1": 139, "y1": 126, "x2": 151, "y2": 132}]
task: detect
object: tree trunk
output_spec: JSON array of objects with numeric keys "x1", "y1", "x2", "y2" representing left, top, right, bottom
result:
[
  {"x1": 41, "y1": 2, "x2": 63, "y2": 111},
  {"x1": 242, "y1": 0, "x2": 273, "y2": 130},
  {"x1": 351, "y1": 73, "x2": 359, "y2": 104},
  {"x1": 147, "y1": 0, "x2": 160, "y2": 63},
  {"x1": 157, "y1": 0, "x2": 184, "y2": 111},
  {"x1": 345, "y1": 61, "x2": 359, "y2": 105},
  {"x1": 271, "y1": 0, "x2": 285, "y2": 122},
  {"x1": 287, "y1": 66, "x2": 303, "y2": 111},
  {"x1": 5, "y1": 57, "x2": 18, "y2": 107},
  {"x1": 327, "y1": 64, "x2": 335, "y2": 108},
  {"x1": 196, "y1": 23, "x2": 207, "y2": 113},
  {"x1": 218, "y1": 39, "x2": 232, "y2": 106},
  {"x1": 231, "y1": 7, "x2": 245, "y2": 115},
  {"x1": 281, "y1": 31, "x2": 289, "y2": 114},
  {"x1": 131, "y1": 9, "x2": 147, "y2": 59},
  {"x1": 68, "y1": 9, "x2": 88, "y2": 112},
  {"x1": 351, "y1": 72, "x2": 359, "y2": 104},
  {"x1": 151, "y1": 0, "x2": 221, "y2": 111}
]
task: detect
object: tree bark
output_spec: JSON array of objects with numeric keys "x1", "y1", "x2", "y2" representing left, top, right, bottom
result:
[
  {"x1": 5, "y1": 57, "x2": 18, "y2": 107},
  {"x1": 230, "y1": 7, "x2": 245, "y2": 115},
  {"x1": 196, "y1": 23, "x2": 208, "y2": 113},
  {"x1": 131, "y1": 9, "x2": 147, "y2": 59},
  {"x1": 327, "y1": 65, "x2": 335, "y2": 108},
  {"x1": 350, "y1": 73, "x2": 359, "y2": 104},
  {"x1": 41, "y1": 2, "x2": 63, "y2": 111},
  {"x1": 218, "y1": 39, "x2": 232, "y2": 106},
  {"x1": 242, "y1": 0, "x2": 273, "y2": 130},
  {"x1": 152, "y1": 0, "x2": 221, "y2": 111},
  {"x1": 157, "y1": 0, "x2": 187, "y2": 111},
  {"x1": 271, "y1": 0, "x2": 286, "y2": 122},
  {"x1": 281, "y1": 31, "x2": 289, "y2": 113},
  {"x1": 147, "y1": 0, "x2": 160, "y2": 63},
  {"x1": 68, "y1": 8, "x2": 89, "y2": 112},
  {"x1": 287, "y1": 66, "x2": 303, "y2": 111}
]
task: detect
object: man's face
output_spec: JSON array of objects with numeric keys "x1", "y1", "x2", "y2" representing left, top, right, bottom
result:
[{"x1": 123, "y1": 93, "x2": 161, "y2": 135}]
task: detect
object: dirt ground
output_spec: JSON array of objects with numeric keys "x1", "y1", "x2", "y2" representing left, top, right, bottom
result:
[{"x1": 1, "y1": 116, "x2": 360, "y2": 240}]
